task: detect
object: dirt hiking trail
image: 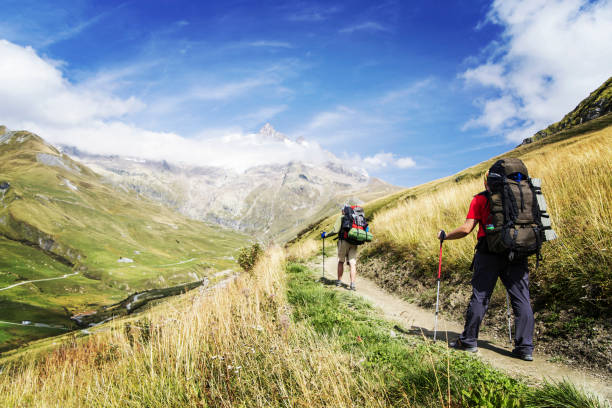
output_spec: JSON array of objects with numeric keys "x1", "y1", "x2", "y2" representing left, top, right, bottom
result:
[{"x1": 309, "y1": 254, "x2": 611, "y2": 402}]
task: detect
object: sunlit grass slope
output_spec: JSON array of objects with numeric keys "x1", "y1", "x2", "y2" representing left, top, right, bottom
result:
[
  {"x1": 370, "y1": 125, "x2": 612, "y2": 317},
  {"x1": 0, "y1": 129, "x2": 247, "y2": 350}
]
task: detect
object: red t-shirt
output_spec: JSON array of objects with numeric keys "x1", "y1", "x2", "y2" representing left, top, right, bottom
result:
[{"x1": 466, "y1": 193, "x2": 490, "y2": 239}]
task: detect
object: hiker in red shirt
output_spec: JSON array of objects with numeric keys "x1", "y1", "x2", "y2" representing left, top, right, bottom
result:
[{"x1": 437, "y1": 171, "x2": 534, "y2": 361}]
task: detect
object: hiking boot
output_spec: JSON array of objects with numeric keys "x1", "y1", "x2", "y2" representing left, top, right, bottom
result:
[
  {"x1": 335, "y1": 279, "x2": 341, "y2": 287},
  {"x1": 349, "y1": 282, "x2": 356, "y2": 291},
  {"x1": 511, "y1": 349, "x2": 533, "y2": 362},
  {"x1": 448, "y1": 338, "x2": 478, "y2": 353}
]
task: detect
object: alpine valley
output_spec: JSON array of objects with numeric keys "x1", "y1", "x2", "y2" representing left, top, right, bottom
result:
[
  {"x1": 0, "y1": 126, "x2": 248, "y2": 351},
  {"x1": 0, "y1": 123, "x2": 398, "y2": 351}
]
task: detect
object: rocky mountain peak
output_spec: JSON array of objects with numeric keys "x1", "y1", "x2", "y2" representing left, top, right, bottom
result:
[{"x1": 258, "y1": 123, "x2": 289, "y2": 142}]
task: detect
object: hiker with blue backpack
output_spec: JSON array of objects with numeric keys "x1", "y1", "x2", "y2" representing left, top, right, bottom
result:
[
  {"x1": 437, "y1": 158, "x2": 556, "y2": 362},
  {"x1": 321, "y1": 205, "x2": 372, "y2": 291}
]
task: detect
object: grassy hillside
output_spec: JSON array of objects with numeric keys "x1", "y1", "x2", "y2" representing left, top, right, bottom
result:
[
  {"x1": 525, "y1": 76, "x2": 612, "y2": 144},
  {"x1": 0, "y1": 128, "x2": 247, "y2": 351},
  {"x1": 1, "y1": 248, "x2": 606, "y2": 407},
  {"x1": 288, "y1": 116, "x2": 612, "y2": 370}
]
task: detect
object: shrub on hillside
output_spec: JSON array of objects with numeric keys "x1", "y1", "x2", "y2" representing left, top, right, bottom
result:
[{"x1": 237, "y1": 243, "x2": 263, "y2": 274}]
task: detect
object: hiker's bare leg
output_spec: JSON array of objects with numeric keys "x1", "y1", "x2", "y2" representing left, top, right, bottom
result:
[
  {"x1": 337, "y1": 261, "x2": 344, "y2": 281},
  {"x1": 349, "y1": 260, "x2": 357, "y2": 284}
]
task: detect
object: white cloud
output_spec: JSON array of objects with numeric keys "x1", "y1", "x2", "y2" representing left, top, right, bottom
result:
[
  {"x1": 396, "y1": 157, "x2": 417, "y2": 169},
  {"x1": 0, "y1": 40, "x2": 144, "y2": 128},
  {"x1": 361, "y1": 152, "x2": 416, "y2": 170},
  {"x1": 0, "y1": 39, "x2": 340, "y2": 171},
  {"x1": 339, "y1": 22, "x2": 390, "y2": 34},
  {"x1": 463, "y1": 0, "x2": 612, "y2": 142},
  {"x1": 462, "y1": 64, "x2": 505, "y2": 89},
  {"x1": 463, "y1": 95, "x2": 519, "y2": 131},
  {"x1": 44, "y1": 121, "x2": 337, "y2": 171},
  {"x1": 0, "y1": 39, "x2": 419, "y2": 176}
]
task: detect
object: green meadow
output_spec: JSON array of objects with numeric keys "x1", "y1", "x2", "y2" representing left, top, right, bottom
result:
[{"x1": 0, "y1": 130, "x2": 248, "y2": 350}]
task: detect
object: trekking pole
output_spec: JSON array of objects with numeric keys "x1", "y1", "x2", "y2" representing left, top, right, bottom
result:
[
  {"x1": 322, "y1": 236, "x2": 325, "y2": 278},
  {"x1": 434, "y1": 230, "x2": 445, "y2": 342},
  {"x1": 320, "y1": 232, "x2": 325, "y2": 278},
  {"x1": 505, "y1": 291, "x2": 512, "y2": 346}
]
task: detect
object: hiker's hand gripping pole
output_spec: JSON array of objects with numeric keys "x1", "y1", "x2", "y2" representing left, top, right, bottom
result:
[{"x1": 434, "y1": 230, "x2": 446, "y2": 342}]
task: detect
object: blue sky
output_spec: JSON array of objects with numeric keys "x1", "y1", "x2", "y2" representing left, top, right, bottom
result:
[{"x1": 1, "y1": 0, "x2": 611, "y2": 186}]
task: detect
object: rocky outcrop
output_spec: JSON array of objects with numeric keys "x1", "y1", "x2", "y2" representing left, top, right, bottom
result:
[
  {"x1": 259, "y1": 122, "x2": 289, "y2": 142},
  {"x1": 36, "y1": 153, "x2": 82, "y2": 174},
  {"x1": 522, "y1": 76, "x2": 612, "y2": 145}
]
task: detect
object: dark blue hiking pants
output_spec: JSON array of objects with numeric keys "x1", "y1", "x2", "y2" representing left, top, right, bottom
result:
[{"x1": 459, "y1": 251, "x2": 534, "y2": 354}]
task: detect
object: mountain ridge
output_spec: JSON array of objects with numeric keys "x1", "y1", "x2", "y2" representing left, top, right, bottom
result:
[{"x1": 58, "y1": 124, "x2": 401, "y2": 241}]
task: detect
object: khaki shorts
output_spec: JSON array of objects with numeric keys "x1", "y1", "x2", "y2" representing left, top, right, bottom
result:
[{"x1": 337, "y1": 240, "x2": 358, "y2": 265}]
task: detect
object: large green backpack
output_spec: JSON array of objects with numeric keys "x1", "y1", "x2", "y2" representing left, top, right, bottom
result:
[
  {"x1": 484, "y1": 158, "x2": 556, "y2": 261},
  {"x1": 340, "y1": 205, "x2": 373, "y2": 245}
]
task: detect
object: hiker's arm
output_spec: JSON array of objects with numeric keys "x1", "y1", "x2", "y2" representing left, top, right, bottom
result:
[
  {"x1": 324, "y1": 215, "x2": 342, "y2": 238},
  {"x1": 438, "y1": 218, "x2": 478, "y2": 240}
]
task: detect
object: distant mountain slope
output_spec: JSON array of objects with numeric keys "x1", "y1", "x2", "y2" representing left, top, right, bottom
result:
[
  {"x1": 0, "y1": 127, "x2": 247, "y2": 351},
  {"x1": 62, "y1": 124, "x2": 402, "y2": 242},
  {"x1": 522, "y1": 76, "x2": 612, "y2": 144}
]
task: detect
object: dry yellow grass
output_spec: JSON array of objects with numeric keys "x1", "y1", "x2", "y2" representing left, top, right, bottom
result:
[
  {"x1": 374, "y1": 127, "x2": 612, "y2": 254},
  {"x1": 0, "y1": 248, "x2": 386, "y2": 407},
  {"x1": 369, "y1": 127, "x2": 612, "y2": 314},
  {"x1": 373, "y1": 179, "x2": 482, "y2": 265},
  {"x1": 286, "y1": 238, "x2": 319, "y2": 262}
]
